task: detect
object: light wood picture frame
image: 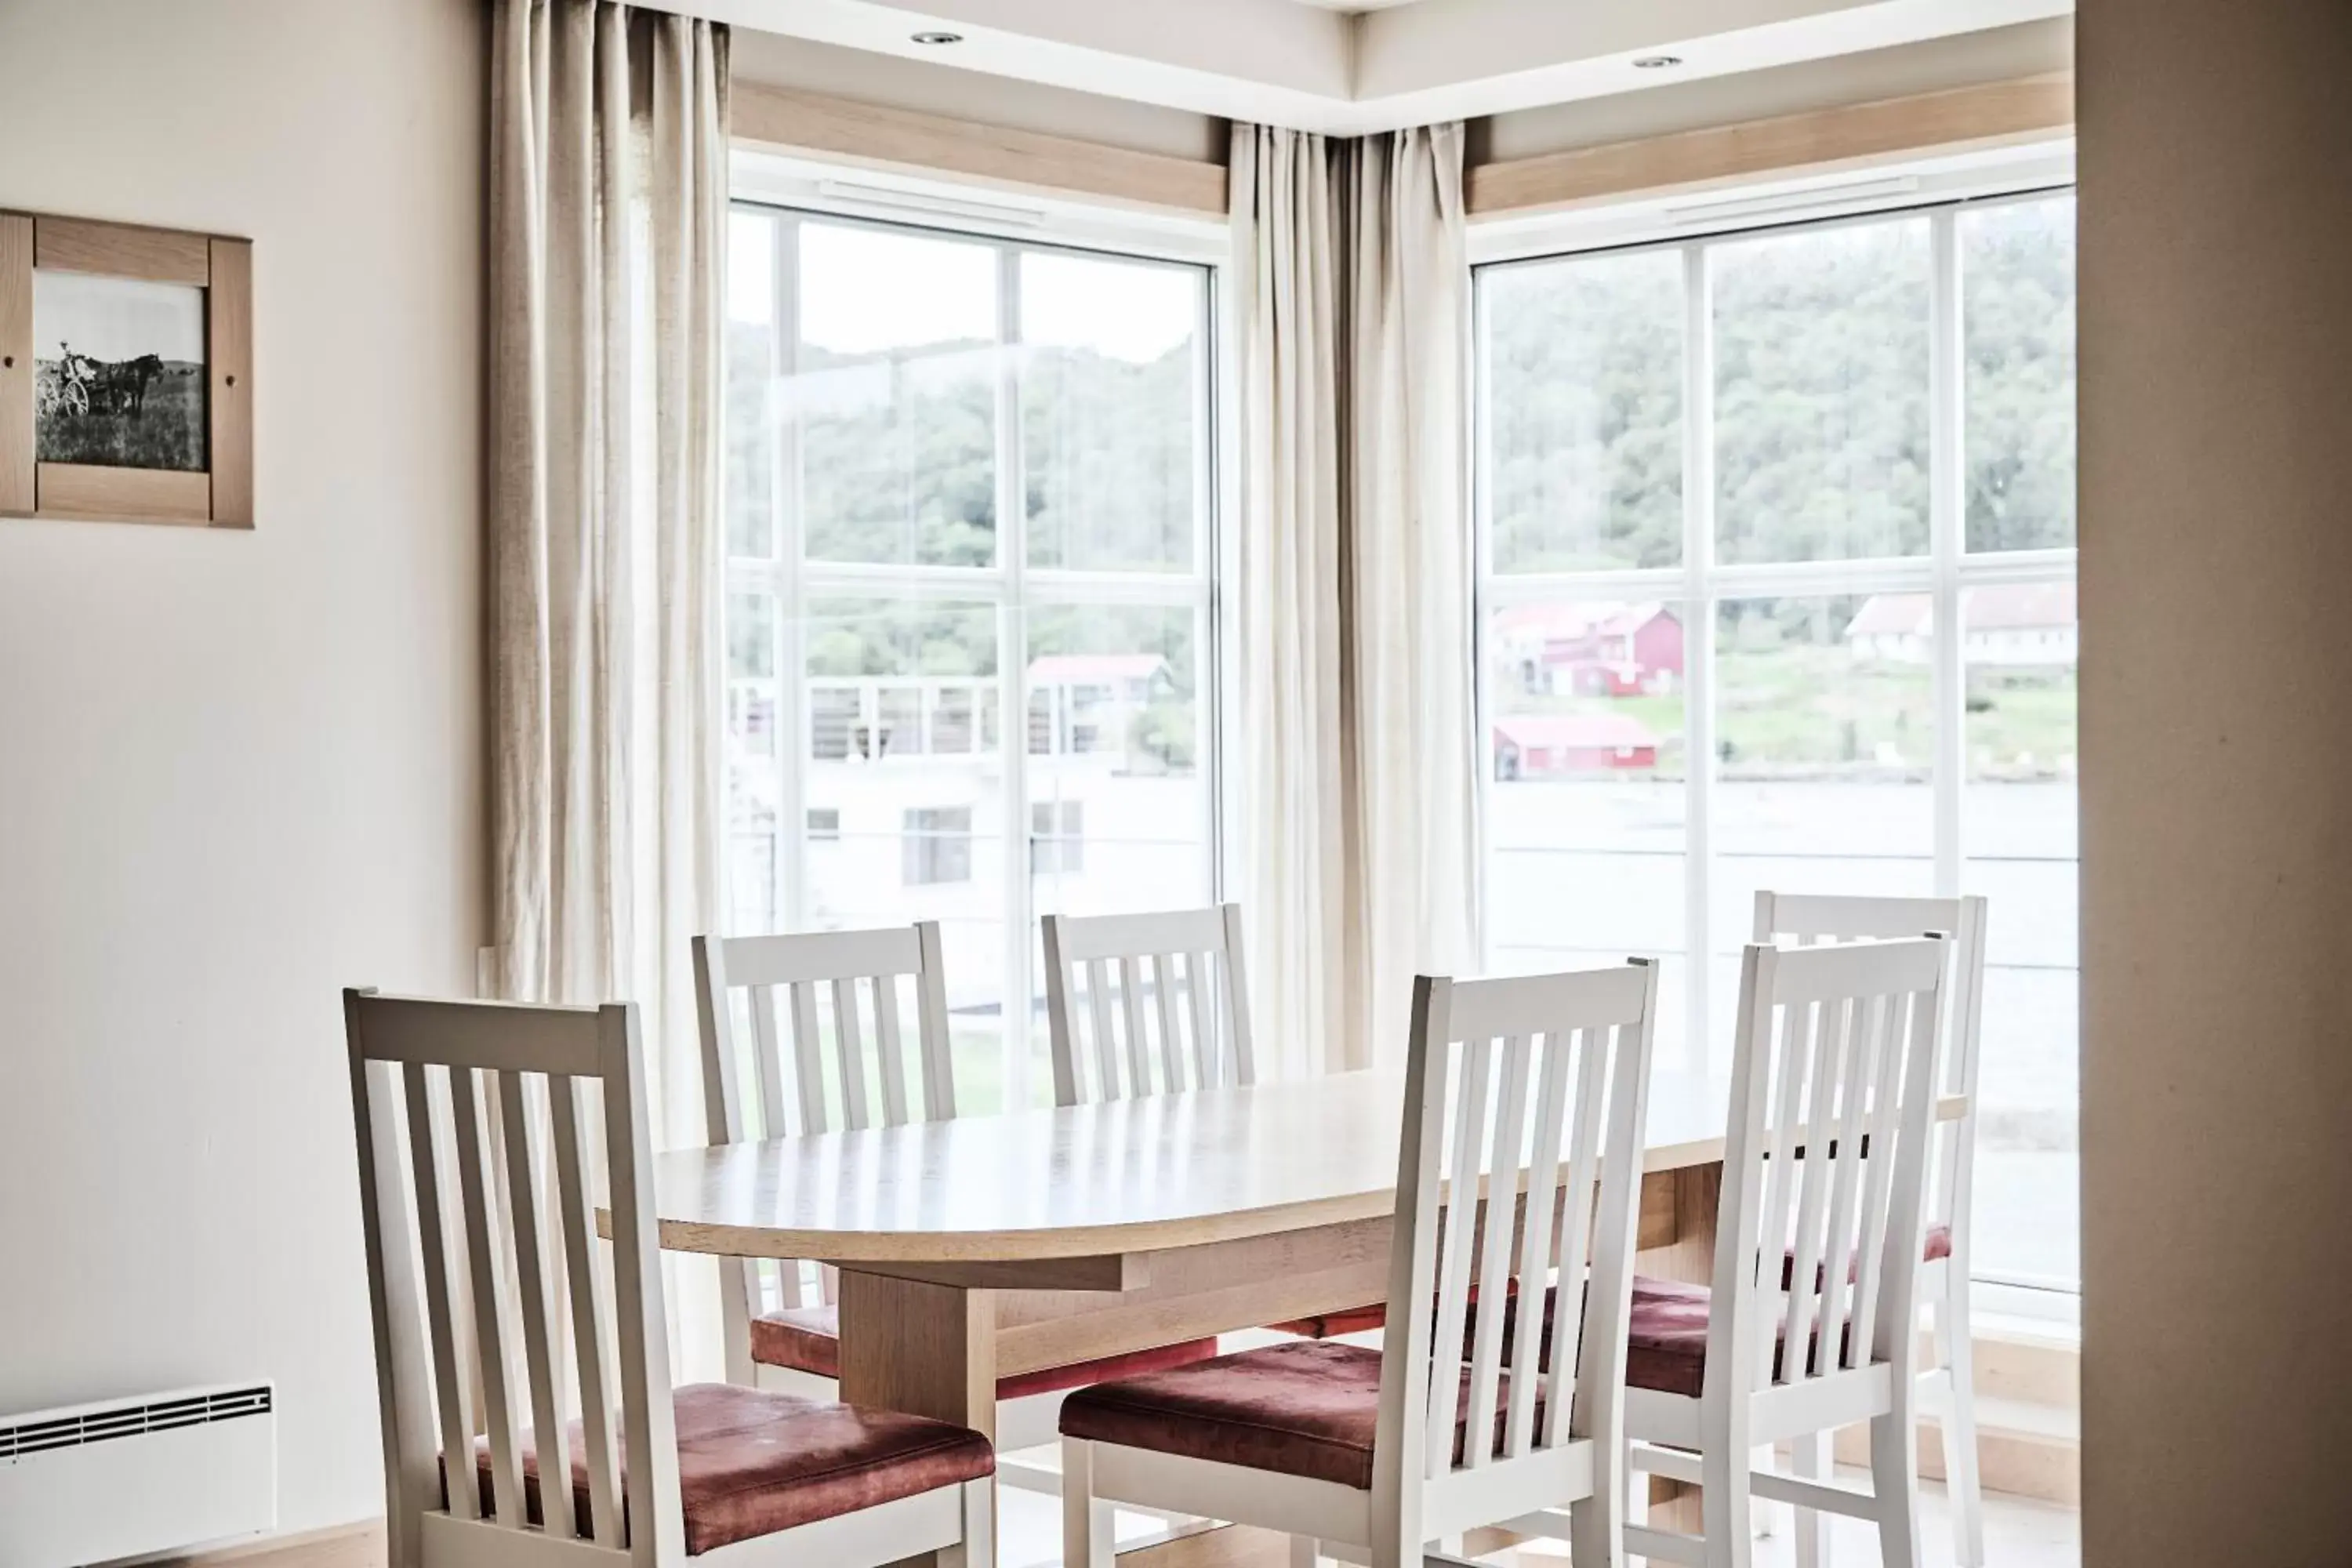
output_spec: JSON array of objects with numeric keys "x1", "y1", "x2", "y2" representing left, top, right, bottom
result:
[{"x1": 0, "y1": 211, "x2": 252, "y2": 529}]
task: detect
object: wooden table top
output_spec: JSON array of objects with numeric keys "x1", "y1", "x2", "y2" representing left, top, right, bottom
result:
[{"x1": 640, "y1": 1067, "x2": 1967, "y2": 1266}]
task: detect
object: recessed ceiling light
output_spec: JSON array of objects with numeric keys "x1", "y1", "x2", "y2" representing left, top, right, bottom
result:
[
  {"x1": 1632, "y1": 54, "x2": 1683, "y2": 69},
  {"x1": 910, "y1": 30, "x2": 964, "y2": 45}
]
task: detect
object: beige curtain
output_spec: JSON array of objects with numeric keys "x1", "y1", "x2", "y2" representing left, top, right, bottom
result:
[
  {"x1": 1230, "y1": 122, "x2": 1478, "y2": 1074},
  {"x1": 488, "y1": 0, "x2": 727, "y2": 1151}
]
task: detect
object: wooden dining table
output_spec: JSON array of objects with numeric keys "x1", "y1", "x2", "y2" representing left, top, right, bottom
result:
[{"x1": 631, "y1": 1066, "x2": 1962, "y2": 1556}]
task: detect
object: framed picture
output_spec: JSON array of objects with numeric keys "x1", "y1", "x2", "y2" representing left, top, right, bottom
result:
[{"x1": 0, "y1": 212, "x2": 252, "y2": 528}]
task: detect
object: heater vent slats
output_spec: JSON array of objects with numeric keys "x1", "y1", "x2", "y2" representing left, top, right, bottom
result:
[
  {"x1": 0, "y1": 1385, "x2": 272, "y2": 1460},
  {"x1": 0, "y1": 1382, "x2": 277, "y2": 1567}
]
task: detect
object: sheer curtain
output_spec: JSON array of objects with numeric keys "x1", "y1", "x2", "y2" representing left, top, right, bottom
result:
[
  {"x1": 486, "y1": 0, "x2": 728, "y2": 1368},
  {"x1": 1230, "y1": 122, "x2": 1478, "y2": 1074}
]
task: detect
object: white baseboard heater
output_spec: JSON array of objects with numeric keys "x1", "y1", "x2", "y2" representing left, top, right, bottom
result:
[{"x1": 0, "y1": 1384, "x2": 275, "y2": 1567}]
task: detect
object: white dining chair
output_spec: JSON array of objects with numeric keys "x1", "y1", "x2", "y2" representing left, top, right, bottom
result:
[
  {"x1": 1061, "y1": 959, "x2": 1662, "y2": 1568},
  {"x1": 691, "y1": 924, "x2": 1219, "y2": 1499},
  {"x1": 1040, "y1": 903, "x2": 1254, "y2": 1105},
  {"x1": 1622, "y1": 935, "x2": 1951, "y2": 1568},
  {"x1": 1040, "y1": 903, "x2": 1395, "y2": 1340},
  {"x1": 1754, "y1": 891, "x2": 1989, "y2": 1568},
  {"x1": 344, "y1": 989, "x2": 994, "y2": 1568}
]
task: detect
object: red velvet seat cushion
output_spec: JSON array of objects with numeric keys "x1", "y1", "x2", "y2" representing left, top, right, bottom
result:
[
  {"x1": 1058, "y1": 1339, "x2": 1536, "y2": 1490},
  {"x1": 459, "y1": 1381, "x2": 993, "y2": 1555},
  {"x1": 1624, "y1": 1276, "x2": 1862, "y2": 1399},
  {"x1": 750, "y1": 1305, "x2": 1220, "y2": 1399},
  {"x1": 1486, "y1": 1276, "x2": 1866, "y2": 1398},
  {"x1": 1779, "y1": 1221, "x2": 1952, "y2": 1292}
]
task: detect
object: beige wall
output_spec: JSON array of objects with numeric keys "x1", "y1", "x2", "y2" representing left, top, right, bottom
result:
[
  {"x1": 2078, "y1": 0, "x2": 2352, "y2": 1562},
  {"x1": 0, "y1": 0, "x2": 484, "y2": 1540},
  {"x1": 1473, "y1": 17, "x2": 2071, "y2": 165},
  {"x1": 730, "y1": 29, "x2": 1229, "y2": 163}
]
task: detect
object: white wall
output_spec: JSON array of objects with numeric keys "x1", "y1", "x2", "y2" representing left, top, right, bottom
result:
[{"x1": 0, "y1": 0, "x2": 484, "y2": 1542}]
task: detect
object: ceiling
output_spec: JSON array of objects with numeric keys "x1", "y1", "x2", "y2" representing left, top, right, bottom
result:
[{"x1": 694, "y1": 0, "x2": 2073, "y2": 136}]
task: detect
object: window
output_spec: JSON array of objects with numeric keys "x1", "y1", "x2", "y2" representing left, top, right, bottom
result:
[
  {"x1": 902, "y1": 807, "x2": 974, "y2": 886},
  {"x1": 877, "y1": 687, "x2": 922, "y2": 757},
  {"x1": 724, "y1": 204, "x2": 1220, "y2": 1113},
  {"x1": 1477, "y1": 191, "x2": 2078, "y2": 1304},
  {"x1": 1031, "y1": 800, "x2": 1085, "y2": 876},
  {"x1": 808, "y1": 686, "x2": 858, "y2": 760}
]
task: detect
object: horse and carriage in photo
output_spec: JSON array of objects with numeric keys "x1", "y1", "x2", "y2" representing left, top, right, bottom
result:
[{"x1": 34, "y1": 345, "x2": 168, "y2": 423}]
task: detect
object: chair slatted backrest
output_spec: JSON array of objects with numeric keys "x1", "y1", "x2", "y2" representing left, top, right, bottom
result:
[
  {"x1": 691, "y1": 924, "x2": 954, "y2": 1372},
  {"x1": 1753, "y1": 892, "x2": 1987, "y2": 1233},
  {"x1": 1042, "y1": 904, "x2": 1253, "y2": 1105},
  {"x1": 1712, "y1": 937, "x2": 1951, "y2": 1399},
  {"x1": 1374, "y1": 961, "x2": 1659, "y2": 1542},
  {"x1": 345, "y1": 991, "x2": 680, "y2": 1568}
]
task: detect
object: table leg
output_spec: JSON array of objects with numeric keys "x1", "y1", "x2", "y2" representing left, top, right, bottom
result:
[
  {"x1": 837, "y1": 1269, "x2": 999, "y2": 1436},
  {"x1": 1636, "y1": 1163, "x2": 1723, "y2": 1540},
  {"x1": 838, "y1": 1271, "x2": 1000, "y2": 1566}
]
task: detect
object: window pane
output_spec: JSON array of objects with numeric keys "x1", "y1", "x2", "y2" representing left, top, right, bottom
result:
[
  {"x1": 1715, "y1": 218, "x2": 1930, "y2": 564},
  {"x1": 902, "y1": 806, "x2": 975, "y2": 885},
  {"x1": 1711, "y1": 594, "x2": 1936, "y2": 1065},
  {"x1": 1963, "y1": 583, "x2": 2078, "y2": 1287},
  {"x1": 1026, "y1": 603, "x2": 1211, "y2": 1102},
  {"x1": 726, "y1": 209, "x2": 778, "y2": 560},
  {"x1": 727, "y1": 588, "x2": 779, "y2": 933},
  {"x1": 1022, "y1": 252, "x2": 1203, "y2": 572},
  {"x1": 1483, "y1": 251, "x2": 1683, "y2": 572},
  {"x1": 1486, "y1": 598, "x2": 1690, "y2": 1052},
  {"x1": 719, "y1": 220, "x2": 1221, "y2": 1120},
  {"x1": 802, "y1": 597, "x2": 1007, "y2": 1109},
  {"x1": 797, "y1": 223, "x2": 999, "y2": 567},
  {"x1": 1964, "y1": 195, "x2": 2078, "y2": 552}
]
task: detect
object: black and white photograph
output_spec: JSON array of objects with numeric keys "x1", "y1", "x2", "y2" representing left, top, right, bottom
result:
[{"x1": 33, "y1": 269, "x2": 207, "y2": 471}]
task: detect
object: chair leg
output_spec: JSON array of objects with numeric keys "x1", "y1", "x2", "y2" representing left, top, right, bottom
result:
[
  {"x1": 1570, "y1": 1489, "x2": 1622, "y2": 1568},
  {"x1": 1062, "y1": 1439, "x2": 1114, "y2": 1568},
  {"x1": 1790, "y1": 1428, "x2": 1831, "y2": 1568},
  {"x1": 1869, "y1": 1402, "x2": 1924, "y2": 1568},
  {"x1": 939, "y1": 1477, "x2": 993, "y2": 1568},
  {"x1": 1701, "y1": 1440, "x2": 1755, "y2": 1568},
  {"x1": 1626, "y1": 1453, "x2": 1649, "y2": 1568},
  {"x1": 1751, "y1": 1443, "x2": 1780, "y2": 1539},
  {"x1": 1937, "y1": 1276, "x2": 1987, "y2": 1568},
  {"x1": 1288, "y1": 1534, "x2": 1320, "y2": 1566}
]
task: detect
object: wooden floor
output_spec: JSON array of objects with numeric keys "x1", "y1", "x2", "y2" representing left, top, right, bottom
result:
[
  {"x1": 178, "y1": 1465, "x2": 2079, "y2": 1568},
  {"x1": 997, "y1": 1465, "x2": 2082, "y2": 1567}
]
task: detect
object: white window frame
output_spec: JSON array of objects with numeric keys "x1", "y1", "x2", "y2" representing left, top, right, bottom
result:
[
  {"x1": 1470, "y1": 146, "x2": 2081, "y2": 1312},
  {"x1": 723, "y1": 158, "x2": 1233, "y2": 1113}
]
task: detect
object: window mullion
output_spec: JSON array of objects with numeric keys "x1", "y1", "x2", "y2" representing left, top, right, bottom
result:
[
  {"x1": 1681, "y1": 241, "x2": 1715, "y2": 1076},
  {"x1": 776, "y1": 212, "x2": 808, "y2": 935},
  {"x1": 1021, "y1": 571, "x2": 1210, "y2": 606},
  {"x1": 1930, "y1": 207, "x2": 1965, "y2": 899},
  {"x1": 1703, "y1": 557, "x2": 1938, "y2": 600},
  {"x1": 996, "y1": 244, "x2": 1033, "y2": 1112},
  {"x1": 1203, "y1": 267, "x2": 1233, "y2": 910},
  {"x1": 1472, "y1": 270, "x2": 1496, "y2": 967},
  {"x1": 796, "y1": 561, "x2": 1018, "y2": 601}
]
